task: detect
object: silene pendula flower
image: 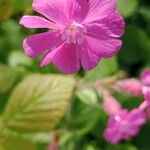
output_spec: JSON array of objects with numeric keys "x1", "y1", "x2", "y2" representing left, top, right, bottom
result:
[
  {"x1": 103, "y1": 108, "x2": 146, "y2": 144},
  {"x1": 20, "y1": 0, "x2": 125, "y2": 74}
]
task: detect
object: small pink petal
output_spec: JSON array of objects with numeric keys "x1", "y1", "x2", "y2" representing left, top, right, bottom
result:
[
  {"x1": 42, "y1": 42, "x2": 80, "y2": 74},
  {"x1": 85, "y1": 35, "x2": 122, "y2": 58},
  {"x1": 103, "y1": 96, "x2": 121, "y2": 116},
  {"x1": 32, "y1": 0, "x2": 70, "y2": 25},
  {"x1": 40, "y1": 42, "x2": 66, "y2": 67},
  {"x1": 68, "y1": 0, "x2": 89, "y2": 22},
  {"x1": 83, "y1": 0, "x2": 116, "y2": 24},
  {"x1": 19, "y1": 16, "x2": 61, "y2": 30},
  {"x1": 104, "y1": 128, "x2": 122, "y2": 144},
  {"x1": 99, "y1": 12, "x2": 125, "y2": 37},
  {"x1": 127, "y1": 109, "x2": 146, "y2": 126},
  {"x1": 79, "y1": 41, "x2": 101, "y2": 70},
  {"x1": 141, "y1": 69, "x2": 150, "y2": 86},
  {"x1": 23, "y1": 32, "x2": 62, "y2": 58}
]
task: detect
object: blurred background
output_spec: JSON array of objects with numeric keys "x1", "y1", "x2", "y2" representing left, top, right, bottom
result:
[{"x1": 0, "y1": 0, "x2": 150, "y2": 150}]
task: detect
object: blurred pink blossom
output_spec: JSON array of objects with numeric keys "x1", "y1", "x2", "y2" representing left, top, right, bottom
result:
[
  {"x1": 141, "y1": 69, "x2": 150, "y2": 86},
  {"x1": 113, "y1": 79, "x2": 143, "y2": 96},
  {"x1": 20, "y1": 0, "x2": 125, "y2": 74},
  {"x1": 103, "y1": 95, "x2": 121, "y2": 116},
  {"x1": 103, "y1": 109, "x2": 146, "y2": 144},
  {"x1": 141, "y1": 69, "x2": 150, "y2": 117}
]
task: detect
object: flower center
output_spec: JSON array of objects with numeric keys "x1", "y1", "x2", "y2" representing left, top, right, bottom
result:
[
  {"x1": 61, "y1": 21, "x2": 87, "y2": 45},
  {"x1": 120, "y1": 120, "x2": 130, "y2": 133},
  {"x1": 115, "y1": 116, "x2": 130, "y2": 133}
]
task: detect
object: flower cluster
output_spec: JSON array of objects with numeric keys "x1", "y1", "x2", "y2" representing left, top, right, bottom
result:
[{"x1": 102, "y1": 69, "x2": 150, "y2": 144}]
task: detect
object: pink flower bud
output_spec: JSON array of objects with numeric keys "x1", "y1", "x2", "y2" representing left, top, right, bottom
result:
[
  {"x1": 114, "y1": 79, "x2": 143, "y2": 96},
  {"x1": 103, "y1": 96, "x2": 121, "y2": 116}
]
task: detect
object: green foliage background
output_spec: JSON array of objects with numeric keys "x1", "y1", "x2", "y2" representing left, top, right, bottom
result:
[{"x1": 0, "y1": 0, "x2": 150, "y2": 150}]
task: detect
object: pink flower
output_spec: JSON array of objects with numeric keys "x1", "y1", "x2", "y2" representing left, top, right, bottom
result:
[
  {"x1": 103, "y1": 96, "x2": 121, "y2": 116},
  {"x1": 141, "y1": 69, "x2": 150, "y2": 86},
  {"x1": 113, "y1": 79, "x2": 143, "y2": 96},
  {"x1": 20, "y1": 0, "x2": 125, "y2": 74},
  {"x1": 141, "y1": 69, "x2": 150, "y2": 117},
  {"x1": 103, "y1": 109, "x2": 146, "y2": 144}
]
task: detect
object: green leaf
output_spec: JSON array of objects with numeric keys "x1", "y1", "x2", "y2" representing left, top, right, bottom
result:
[
  {"x1": 70, "y1": 98, "x2": 101, "y2": 137},
  {"x1": 2, "y1": 74, "x2": 75, "y2": 132},
  {"x1": 140, "y1": 7, "x2": 150, "y2": 34},
  {"x1": 0, "y1": 128, "x2": 52, "y2": 143},
  {"x1": 76, "y1": 88, "x2": 98, "y2": 106},
  {"x1": 59, "y1": 131, "x2": 75, "y2": 150},
  {"x1": 85, "y1": 144, "x2": 100, "y2": 150},
  {"x1": 0, "y1": 64, "x2": 18, "y2": 93},
  {"x1": 118, "y1": 25, "x2": 150, "y2": 66},
  {"x1": 106, "y1": 144, "x2": 138, "y2": 150},
  {"x1": 0, "y1": 138, "x2": 37, "y2": 150},
  {"x1": 0, "y1": 20, "x2": 25, "y2": 61},
  {"x1": 85, "y1": 57, "x2": 118, "y2": 81},
  {"x1": 0, "y1": 144, "x2": 4, "y2": 150},
  {"x1": 134, "y1": 124, "x2": 150, "y2": 150},
  {"x1": 117, "y1": 0, "x2": 138, "y2": 18},
  {"x1": 8, "y1": 51, "x2": 32, "y2": 68},
  {"x1": 14, "y1": 0, "x2": 33, "y2": 14}
]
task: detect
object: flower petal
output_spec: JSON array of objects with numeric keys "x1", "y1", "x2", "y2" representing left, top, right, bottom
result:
[
  {"x1": 68, "y1": 0, "x2": 89, "y2": 22},
  {"x1": 127, "y1": 125, "x2": 140, "y2": 136},
  {"x1": 40, "y1": 42, "x2": 66, "y2": 67},
  {"x1": 141, "y1": 69, "x2": 150, "y2": 86},
  {"x1": 41, "y1": 42, "x2": 80, "y2": 74},
  {"x1": 83, "y1": 0, "x2": 116, "y2": 24},
  {"x1": 79, "y1": 41, "x2": 101, "y2": 70},
  {"x1": 23, "y1": 32, "x2": 62, "y2": 58},
  {"x1": 98, "y1": 12, "x2": 125, "y2": 37},
  {"x1": 127, "y1": 109, "x2": 146, "y2": 126},
  {"x1": 32, "y1": 0, "x2": 70, "y2": 25},
  {"x1": 85, "y1": 35, "x2": 122, "y2": 58},
  {"x1": 20, "y1": 16, "x2": 61, "y2": 30},
  {"x1": 103, "y1": 96, "x2": 121, "y2": 116},
  {"x1": 104, "y1": 128, "x2": 122, "y2": 144}
]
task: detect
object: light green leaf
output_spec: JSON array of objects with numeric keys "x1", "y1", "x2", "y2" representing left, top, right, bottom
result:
[
  {"x1": 0, "y1": 144, "x2": 4, "y2": 150},
  {"x1": 59, "y1": 131, "x2": 75, "y2": 150},
  {"x1": 2, "y1": 74, "x2": 75, "y2": 132},
  {"x1": 0, "y1": 138, "x2": 37, "y2": 150},
  {"x1": 1, "y1": 128, "x2": 52, "y2": 143},
  {"x1": 76, "y1": 88, "x2": 98, "y2": 106},
  {"x1": 117, "y1": 0, "x2": 138, "y2": 18},
  {"x1": 0, "y1": 64, "x2": 18, "y2": 93},
  {"x1": 8, "y1": 51, "x2": 32, "y2": 68},
  {"x1": 85, "y1": 57, "x2": 118, "y2": 81}
]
